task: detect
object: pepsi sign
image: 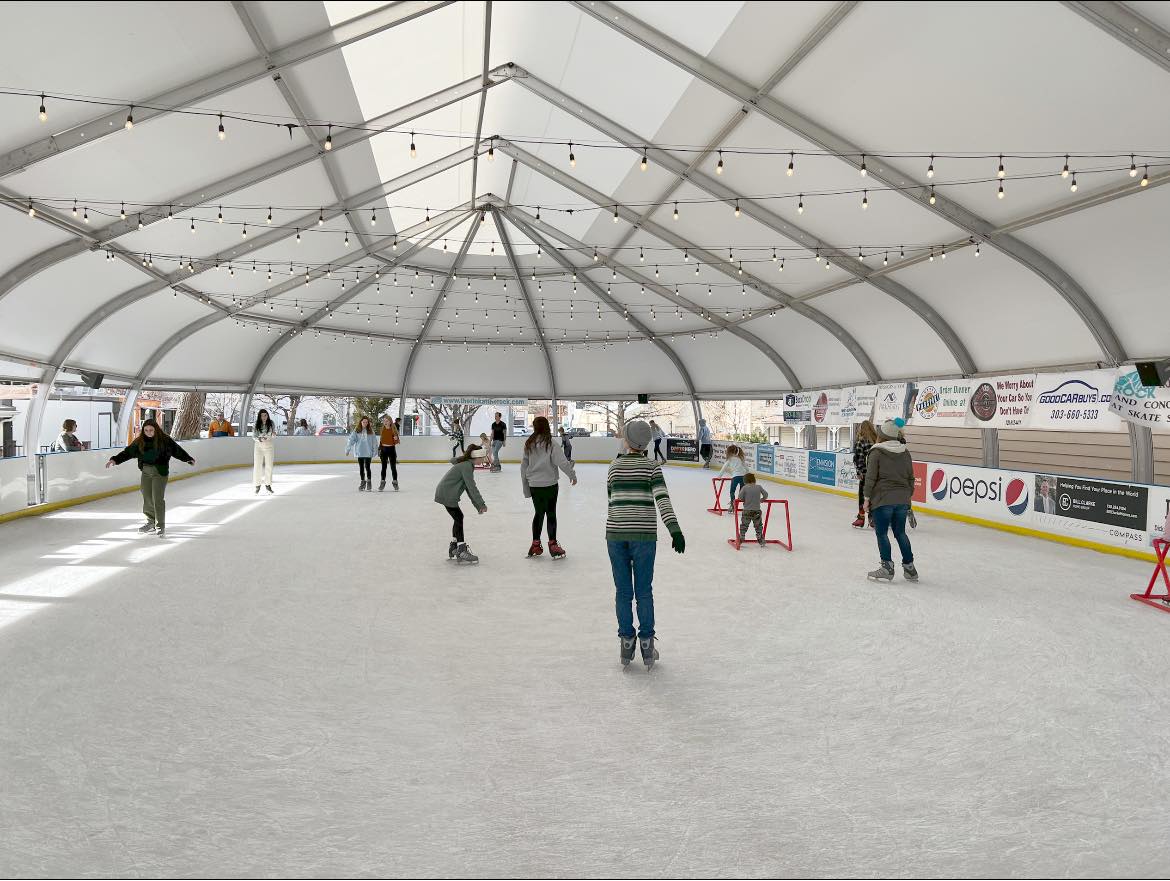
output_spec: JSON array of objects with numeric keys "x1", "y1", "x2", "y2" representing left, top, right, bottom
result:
[{"x1": 927, "y1": 465, "x2": 1030, "y2": 518}]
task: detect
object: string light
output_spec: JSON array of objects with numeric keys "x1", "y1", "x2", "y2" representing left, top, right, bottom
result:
[
  {"x1": 38, "y1": 94, "x2": 46, "y2": 122},
  {"x1": 997, "y1": 180, "x2": 1005, "y2": 199},
  {"x1": 1069, "y1": 171, "x2": 1077, "y2": 193},
  {"x1": 640, "y1": 148, "x2": 648, "y2": 171},
  {"x1": 997, "y1": 154, "x2": 1005, "y2": 179},
  {"x1": 120, "y1": 202, "x2": 127, "y2": 220},
  {"x1": 928, "y1": 185, "x2": 936, "y2": 205},
  {"x1": 797, "y1": 194, "x2": 804, "y2": 214},
  {"x1": 324, "y1": 125, "x2": 332, "y2": 151},
  {"x1": 786, "y1": 151, "x2": 794, "y2": 176},
  {"x1": 673, "y1": 202, "x2": 679, "y2": 220},
  {"x1": 859, "y1": 153, "x2": 867, "y2": 177},
  {"x1": 26, "y1": 198, "x2": 34, "y2": 218},
  {"x1": 1061, "y1": 155, "x2": 1069, "y2": 179},
  {"x1": 410, "y1": 131, "x2": 416, "y2": 158},
  {"x1": 217, "y1": 114, "x2": 226, "y2": 141},
  {"x1": 568, "y1": 141, "x2": 575, "y2": 168},
  {"x1": 926, "y1": 154, "x2": 934, "y2": 179},
  {"x1": 1141, "y1": 166, "x2": 1149, "y2": 186},
  {"x1": 716, "y1": 150, "x2": 724, "y2": 175},
  {"x1": 861, "y1": 190, "x2": 868, "y2": 210},
  {"x1": 613, "y1": 207, "x2": 619, "y2": 223},
  {"x1": 125, "y1": 105, "x2": 134, "y2": 130},
  {"x1": 487, "y1": 138, "x2": 495, "y2": 161},
  {"x1": 734, "y1": 199, "x2": 741, "y2": 218},
  {"x1": 1129, "y1": 155, "x2": 1137, "y2": 177}
]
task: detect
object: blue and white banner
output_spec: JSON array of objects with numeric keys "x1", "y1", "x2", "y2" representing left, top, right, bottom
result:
[
  {"x1": 430, "y1": 397, "x2": 527, "y2": 408},
  {"x1": 755, "y1": 444, "x2": 775, "y2": 475},
  {"x1": 1111, "y1": 369, "x2": 1170, "y2": 431},
  {"x1": 1027, "y1": 370, "x2": 1122, "y2": 431}
]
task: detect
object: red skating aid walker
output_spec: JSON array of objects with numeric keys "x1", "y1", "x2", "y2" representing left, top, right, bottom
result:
[
  {"x1": 707, "y1": 476, "x2": 731, "y2": 515},
  {"x1": 727, "y1": 498, "x2": 793, "y2": 551},
  {"x1": 1130, "y1": 538, "x2": 1170, "y2": 613}
]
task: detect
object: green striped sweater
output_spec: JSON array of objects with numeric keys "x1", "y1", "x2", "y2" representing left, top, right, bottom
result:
[{"x1": 606, "y1": 453, "x2": 682, "y2": 542}]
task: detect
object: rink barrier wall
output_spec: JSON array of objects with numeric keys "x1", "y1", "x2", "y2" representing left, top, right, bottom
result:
[
  {"x1": 0, "y1": 436, "x2": 623, "y2": 522},
  {"x1": 679, "y1": 443, "x2": 1169, "y2": 564}
]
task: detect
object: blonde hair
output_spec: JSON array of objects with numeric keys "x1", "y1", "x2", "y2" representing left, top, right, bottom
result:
[
  {"x1": 858, "y1": 420, "x2": 878, "y2": 444},
  {"x1": 744, "y1": 472, "x2": 757, "y2": 484}
]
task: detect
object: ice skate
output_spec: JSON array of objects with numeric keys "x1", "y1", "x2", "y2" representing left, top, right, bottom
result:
[
  {"x1": 358, "y1": 480, "x2": 366, "y2": 492},
  {"x1": 903, "y1": 563, "x2": 919, "y2": 582},
  {"x1": 454, "y1": 543, "x2": 479, "y2": 565},
  {"x1": 155, "y1": 528, "x2": 165, "y2": 539},
  {"x1": 867, "y1": 561, "x2": 895, "y2": 582},
  {"x1": 265, "y1": 484, "x2": 273, "y2": 494},
  {"x1": 548, "y1": 540, "x2": 566, "y2": 559},
  {"x1": 393, "y1": 480, "x2": 399, "y2": 491},
  {"x1": 527, "y1": 540, "x2": 544, "y2": 558},
  {"x1": 137, "y1": 522, "x2": 155, "y2": 534},
  {"x1": 448, "y1": 540, "x2": 458, "y2": 559},
  {"x1": 378, "y1": 480, "x2": 386, "y2": 492},
  {"x1": 620, "y1": 635, "x2": 637, "y2": 667},
  {"x1": 851, "y1": 510, "x2": 866, "y2": 528},
  {"x1": 254, "y1": 485, "x2": 260, "y2": 494},
  {"x1": 639, "y1": 636, "x2": 659, "y2": 670}
]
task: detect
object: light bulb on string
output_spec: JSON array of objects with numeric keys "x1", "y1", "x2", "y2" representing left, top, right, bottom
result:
[
  {"x1": 487, "y1": 138, "x2": 494, "y2": 161},
  {"x1": 613, "y1": 207, "x2": 619, "y2": 223},
  {"x1": 318, "y1": 208, "x2": 324, "y2": 226},
  {"x1": 1129, "y1": 155, "x2": 1137, "y2": 177},
  {"x1": 927, "y1": 154, "x2": 934, "y2": 179},
  {"x1": 409, "y1": 131, "x2": 416, "y2": 158},
  {"x1": 38, "y1": 94, "x2": 46, "y2": 122},
  {"x1": 883, "y1": 251, "x2": 888, "y2": 266},
  {"x1": 859, "y1": 153, "x2": 867, "y2": 177},
  {"x1": 324, "y1": 125, "x2": 332, "y2": 151},
  {"x1": 1061, "y1": 155, "x2": 1069, "y2": 178},
  {"x1": 217, "y1": 114, "x2": 226, "y2": 141},
  {"x1": 370, "y1": 207, "x2": 376, "y2": 226},
  {"x1": 997, "y1": 181, "x2": 1005, "y2": 200},
  {"x1": 640, "y1": 148, "x2": 648, "y2": 171},
  {"x1": 786, "y1": 151, "x2": 794, "y2": 176},
  {"x1": 120, "y1": 202, "x2": 127, "y2": 220},
  {"x1": 673, "y1": 202, "x2": 679, "y2": 220},
  {"x1": 734, "y1": 199, "x2": 740, "y2": 218},
  {"x1": 26, "y1": 198, "x2": 34, "y2": 218},
  {"x1": 1070, "y1": 171, "x2": 1077, "y2": 193},
  {"x1": 861, "y1": 190, "x2": 868, "y2": 210},
  {"x1": 125, "y1": 105, "x2": 134, "y2": 130},
  {"x1": 797, "y1": 194, "x2": 804, "y2": 215},
  {"x1": 997, "y1": 154, "x2": 1005, "y2": 178},
  {"x1": 241, "y1": 222, "x2": 247, "y2": 238},
  {"x1": 639, "y1": 247, "x2": 644, "y2": 263},
  {"x1": 1140, "y1": 166, "x2": 1149, "y2": 187},
  {"x1": 716, "y1": 150, "x2": 724, "y2": 175},
  {"x1": 928, "y1": 185, "x2": 936, "y2": 206},
  {"x1": 568, "y1": 141, "x2": 575, "y2": 168}
]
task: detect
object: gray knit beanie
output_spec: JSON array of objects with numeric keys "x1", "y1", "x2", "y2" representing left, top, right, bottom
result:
[
  {"x1": 878, "y1": 418, "x2": 904, "y2": 440},
  {"x1": 624, "y1": 419, "x2": 653, "y2": 450}
]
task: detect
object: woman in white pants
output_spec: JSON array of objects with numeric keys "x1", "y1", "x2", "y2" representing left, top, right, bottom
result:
[{"x1": 253, "y1": 408, "x2": 277, "y2": 493}]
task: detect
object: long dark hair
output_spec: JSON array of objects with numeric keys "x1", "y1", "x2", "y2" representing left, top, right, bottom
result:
[
  {"x1": 254, "y1": 409, "x2": 273, "y2": 435},
  {"x1": 454, "y1": 443, "x2": 482, "y2": 464},
  {"x1": 356, "y1": 416, "x2": 374, "y2": 434},
  {"x1": 525, "y1": 415, "x2": 552, "y2": 452},
  {"x1": 134, "y1": 417, "x2": 170, "y2": 451}
]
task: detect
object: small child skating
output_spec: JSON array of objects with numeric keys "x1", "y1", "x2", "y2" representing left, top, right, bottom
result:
[
  {"x1": 737, "y1": 473, "x2": 769, "y2": 546},
  {"x1": 606, "y1": 420, "x2": 685, "y2": 670},
  {"x1": 434, "y1": 444, "x2": 488, "y2": 564},
  {"x1": 718, "y1": 444, "x2": 747, "y2": 507}
]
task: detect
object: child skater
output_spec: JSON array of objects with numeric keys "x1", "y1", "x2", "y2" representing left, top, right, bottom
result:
[
  {"x1": 345, "y1": 416, "x2": 378, "y2": 491},
  {"x1": 736, "y1": 473, "x2": 769, "y2": 546},
  {"x1": 606, "y1": 420, "x2": 685, "y2": 670},
  {"x1": 718, "y1": 444, "x2": 747, "y2": 508},
  {"x1": 434, "y1": 444, "x2": 488, "y2": 564}
]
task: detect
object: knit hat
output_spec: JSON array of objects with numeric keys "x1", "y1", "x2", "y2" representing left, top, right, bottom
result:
[
  {"x1": 878, "y1": 417, "x2": 905, "y2": 440},
  {"x1": 624, "y1": 419, "x2": 653, "y2": 450}
]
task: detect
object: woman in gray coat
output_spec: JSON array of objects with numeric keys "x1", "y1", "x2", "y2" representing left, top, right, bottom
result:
[
  {"x1": 521, "y1": 416, "x2": 577, "y2": 559},
  {"x1": 434, "y1": 444, "x2": 488, "y2": 564},
  {"x1": 863, "y1": 418, "x2": 918, "y2": 583}
]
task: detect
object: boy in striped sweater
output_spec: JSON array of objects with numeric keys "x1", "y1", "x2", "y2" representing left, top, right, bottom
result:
[{"x1": 607, "y1": 420, "x2": 686, "y2": 670}]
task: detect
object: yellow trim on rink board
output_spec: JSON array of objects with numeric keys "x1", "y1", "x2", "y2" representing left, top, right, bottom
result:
[{"x1": 666, "y1": 460, "x2": 1160, "y2": 564}]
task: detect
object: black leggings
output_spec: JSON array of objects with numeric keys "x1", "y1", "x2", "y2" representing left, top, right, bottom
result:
[
  {"x1": 653, "y1": 438, "x2": 665, "y2": 461},
  {"x1": 530, "y1": 484, "x2": 559, "y2": 541},
  {"x1": 446, "y1": 505, "x2": 465, "y2": 542},
  {"x1": 380, "y1": 445, "x2": 398, "y2": 481},
  {"x1": 357, "y1": 457, "x2": 371, "y2": 480},
  {"x1": 857, "y1": 478, "x2": 865, "y2": 509}
]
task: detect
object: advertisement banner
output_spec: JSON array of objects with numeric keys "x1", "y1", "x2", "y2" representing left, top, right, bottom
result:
[
  {"x1": 754, "y1": 443, "x2": 776, "y2": 475},
  {"x1": 782, "y1": 392, "x2": 815, "y2": 425},
  {"x1": 1110, "y1": 369, "x2": 1170, "y2": 431},
  {"x1": 807, "y1": 450, "x2": 837, "y2": 486},
  {"x1": 923, "y1": 463, "x2": 1033, "y2": 522},
  {"x1": 776, "y1": 448, "x2": 808, "y2": 483},
  {"x1": 873, "y1": 383, "x2": 911, "y2": 423},
  {"x1": 911, "y1": 380, "x2": 976, "y2": 427},
  {"x1": 741, "y1": 443, "x2": 756, "y2": 472},
  {"x1": 836, "y1": 451, "x2": 859, "y2": 491},
  {"x1": 966, "y1": 375, "x2": 1035, "y2": 428},
  {"x1": 711, "y1": 439, "x2": 730, "y2": 465},
  {"x1": 666, "y1": 437, "x2": 697, "y2": 462},
  {"x1": 912, "y1": 461, "x2": 927, "y2": 503},
  {"x1": 430, "y1": 396, "x2": 527, "y2": 408},
  {"x1": 1032, "y1": 472, "x2": 1151, "y2": 548},
  {"x1": 840, "y1": 385, "x2": 878, "y2": 424},
  {"x1": 811, "y1": 389, "x2": 846, "y2": 426},
  {"x1": 1027, "y1": 370, "x2": 1122, "y2": 431}
]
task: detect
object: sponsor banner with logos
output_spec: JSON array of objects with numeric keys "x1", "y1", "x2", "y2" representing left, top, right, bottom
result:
[
  {"x1": 430, "y1": 396, "x2": 528, "y2": 408},
  {"x1": 1031, "y1": 472, "x2": 1152, "y2": 549},
  {"x1": 966, "y1": 375, "x2": 1035, "y2": 428},
  {"x1": 1027, "y1": 369, "x2": 1122, "y2": 431},
  {"x1": 873, "y1": 383, "x2": 911, "y2": 423},
  {"x1": 810, "y1": 389, "x2": 847, "y2": 426},
  {"x1": 925, "y1": 463, "x2": 1034, "y2": 519},
  {"x1": 840, "y1": 385, "x2": 878, "y2": 424},
  {"x1": 710, "y1": 440, "x2": 730, "y2": 466},
  {"x1": 776, "y1": 447, "x2": 808, "y2": 483},
  {"x1": 754, "y1": 443, "x2": 776, "y2": 475},
  {"x1": 1111, "y1": 368, "x2": 1170, "y2": 431},
  {"x1": 836, "y1": 453, "x2": 859, "y2": 491},
  {"x1": 782, "y1": 392, "x2": 815, "y2": 425},
  {"x1": 666, "y1": 437, "x2": 697, "y2": 462},
  {"x1": 911, "y1": 380, "x2": 976, "y2": 427},
  {"x1": 807, "y1": 450, "x2": 838, "y2": 486}
]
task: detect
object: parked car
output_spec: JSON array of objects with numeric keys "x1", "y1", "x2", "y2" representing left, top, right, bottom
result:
[
  {"x1": 564, "y1": 427, "x2": 591, "y2": 437},
  {"x1": 317, "y1": 425, "x2": 347, "y2": 436}
]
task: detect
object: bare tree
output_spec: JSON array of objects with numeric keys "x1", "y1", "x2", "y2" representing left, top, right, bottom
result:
[
  {"x1": 203, "y1": 393, "x2": 242, "y2": 424},
  {"x1": 416, "y1": 399, "x2": 482, "y2": 439},
  {"x1": 318, "y1": 396, "x2": 352, "y2": 428},
  {"x1": 703, "y1": 399, "x2": 755, "y2": 437},
  {"x1": 172, "y1": 391, "x2": 206, "y2": 440},
  {"x1": 254, "y1": 393, "x2": 304, "y2": 434},
  {"x1": 579, "y1": 400, "x2": 676, "y2": 437}
]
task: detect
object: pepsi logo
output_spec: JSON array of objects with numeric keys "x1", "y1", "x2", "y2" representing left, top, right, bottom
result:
[
  {"x1": 1005, "y1": 478, "x2": 1029, "y2": 516},
  {"x1": 930, "y1": 468, "x2": 948, "y2": 500}
]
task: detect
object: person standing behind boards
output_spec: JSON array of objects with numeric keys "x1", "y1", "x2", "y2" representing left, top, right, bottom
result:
[
  {"x1": 208, "y1": 411, "x2": 235, "y2": 437},
  {"x1": 52, "y1": 419, "x2": 84, "y2": 452}
]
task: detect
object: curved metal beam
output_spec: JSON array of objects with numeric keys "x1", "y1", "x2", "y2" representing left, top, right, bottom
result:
[
  {"x1": 509, "y1": 71, "x2": 975, "y2": 377},
  {"x1": 505, "y1": 210, "x2": 702, "y2": 403},
  {"x1": 1063, "y1": 1, "x2": 1170, "y2": 74},
  {"x1": 397, "y1": 217, "x2": 483, "y2": 419},
  {"x1": 0, "y1": 1, "x2": 452, "y2": 178},
  {"x1": 574, "y1": 0, "x2": 1126, "y2": 366},
  {"x1": 0, "y1": 69, "x2": 512, "y2": 303},
  {"x1": 493, "y1": 209, "x2": 558, "y2": 408},
  {"x1": 494, "y1": 200, "x2": 802, "y2": 390},
  {"x1": 494, "y1": 139, "x2": 881, "y2": 383},
  {"x1": 237, "y1": 211, "x2": 469, "y2": 431}
]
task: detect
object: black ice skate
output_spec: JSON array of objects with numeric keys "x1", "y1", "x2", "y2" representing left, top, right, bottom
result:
[
  {"x1": 639, "y1": 636, "x2": 659, "y2": 670},
  {"x1": 620, "y1": 636, "x2": 637, "y2": 667}
]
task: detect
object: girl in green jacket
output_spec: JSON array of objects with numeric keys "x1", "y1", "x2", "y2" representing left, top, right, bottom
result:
[
  {"x1": 434, "y1": 444, "x2": 488, "y2": 564},
  {"x1": 106, "y1": 418, "x2": 195, "y2": 538}
]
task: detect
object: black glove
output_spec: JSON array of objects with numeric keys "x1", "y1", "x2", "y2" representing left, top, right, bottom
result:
[{"x1": 671, "y1": 532, "x2": 685, "y2": 554}]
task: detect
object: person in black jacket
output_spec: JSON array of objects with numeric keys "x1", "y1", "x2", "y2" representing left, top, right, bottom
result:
[{"x1": 106, "y1": 418, "x2": 195, "y2": 537}]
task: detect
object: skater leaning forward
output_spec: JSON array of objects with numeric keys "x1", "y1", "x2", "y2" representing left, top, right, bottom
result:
[
  {"x1": 606, "y1": 420, "x2": 685, "y2": 670},
  {"x1": 435, "y1": 444, "x2": 488, "y2": 564},
  {"x1": 863, "y1": 418, "x2": 919, "y2": 583},
  {"x1": 521, "y1": 416, "x2": 577, "y2": 559}
]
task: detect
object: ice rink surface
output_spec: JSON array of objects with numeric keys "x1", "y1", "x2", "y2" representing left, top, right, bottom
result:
[{"x1": 1, "y1": 461, "x2": 1168, "y2": 878}]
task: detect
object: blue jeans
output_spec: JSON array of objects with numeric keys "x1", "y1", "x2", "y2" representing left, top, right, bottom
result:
[
  {"x1": 491, "y1": 439, "x2": 504, "y2": 469},
  {"x1": 608, "y1": 540, "x2": 657, "y2": 639},
  {"x1": 728, "y1": 475, "x2": 743, "y2": 506},
  {"x1": 871, "y1": 504, "x2": 914, "y2": 565}
]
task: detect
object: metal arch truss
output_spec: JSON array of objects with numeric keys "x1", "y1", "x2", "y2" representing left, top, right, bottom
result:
[
  {"x1": 492, "y1": 139, "x2": 882, "y2": 383},
  {"x1": 574, "y1": 0, "x2": 1127, "y2": 366},
  {"x1": 396, "y1": 218, "x2": 484, "y2": 421},
  {"x1": 236, "y1": 210, "x2": 471, "y2": 435},
  {"x1": 493, "y1": 208, "x2": 558, "y2": 415},
  {"x1": 488, "y1": 198, "x2": 802, "y2": 391},
  {"x1": 502, "y1": 207, "x2": 704, "y2": 425},
  {"x1": 1063, "y1": 1, "x2": 1170, "y2": 75},
  {"x1": 0, "y1": 67, "x2": 515, "y2": 304}
]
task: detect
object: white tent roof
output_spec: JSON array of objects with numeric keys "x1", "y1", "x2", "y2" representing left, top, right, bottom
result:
[{"x1": 1, "y1": 0, "x2": 1168, "y2": 400}]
